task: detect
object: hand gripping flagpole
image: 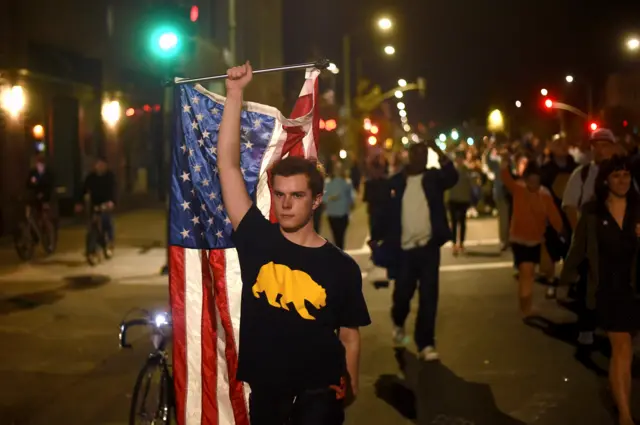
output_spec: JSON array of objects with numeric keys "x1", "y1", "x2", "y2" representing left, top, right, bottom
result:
[{"x1": 164, "y1": 58, "x2": 331, "y2": 86}]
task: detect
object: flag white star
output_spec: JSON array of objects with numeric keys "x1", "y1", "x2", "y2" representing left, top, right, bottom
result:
[
  {"x1": 252, "y1": 118, "x2": 262, "y2": 128},
  {"x1": 193, "y1": 164, "x2": 202, "y2": 173},
  {"x1": 180, "y1": 228, "x2": 190, "y2": 238},
  {"x1": 181, "y1": 200, "x2": 190, "y2": 211},
  {"x1": 211, "y1": 108, "x2": 220, "y2": 115},
  {"x1": 191, "y1": 216, "x2": 200, "y2": 225},
  {"x1": 244, "y1": 141, "x2": 254, "y2": 150},
  {"x1": 224, "y1": 217, "x2": 231, "y2": 225},
  {"x1": 216, "y1": 204, "x2": 224, "y2": 212},
  {"x1": 212, "y1": 166, "x2": 218, "y2": 175},
  {"x1": 207, "y1": 217, "x2": 214, "y2": 226},
  {"x1": 209, "y1": 146, "x2": 217, "y2": 155},
  {"x1": 202, "y1": 130, "x2": 210, "y2": 139},
  {"x1": 182, "y1": 105, "x2": 191, "y2": 113},
  {"x1": 191, "y1": 96, "x2": 200, "y2": 104},
  {"x1": 201, "y1": 178, "x2": 210, "y2": 187},
  {"x1": 215, "y1": 230, "x2": 224, "y2": 238},
  {"x1": 196, "y1": 113, "x2": 204, "y2": 121},
  {"x1": 198, "y1": 139, "x2": 204, "y2": 147},
  {"x1": 208, "y1": 192, "x2": 217, "y2": 200},
  {"x1": 181, "y1": 144, "x2": 187, "y2": 153},
  {"x1": 181, "y1": 172, "x2": 190, "y2": 182},
  {"x1": 188, "y1": 148, "x2": 194, "y2": 156},
  {"x1": 191, "y1": 122, "x2": 199, "y2": 131}
]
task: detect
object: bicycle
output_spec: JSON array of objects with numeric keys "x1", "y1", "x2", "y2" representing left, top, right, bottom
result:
[
  {"x1": 119, "y1": 308, "x2": 175, "y2": 425},
  {"x1": 85, "y1": 202, "x2": 114, "y2": 266},
  {"x1": 13, "y1": 202, "x2": 57, "y2": 261}
]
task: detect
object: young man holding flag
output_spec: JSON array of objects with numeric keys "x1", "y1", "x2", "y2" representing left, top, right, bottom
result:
[{"x1": 218, "y1": 62, "x2": 371, "y2": 424}]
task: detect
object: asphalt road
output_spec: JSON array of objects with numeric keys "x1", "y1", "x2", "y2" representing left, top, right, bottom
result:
[{"x1": 0, "y1": 205, "x2": 637, "y2": 424}]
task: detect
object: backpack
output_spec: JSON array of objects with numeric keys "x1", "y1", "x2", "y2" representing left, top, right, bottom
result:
[{"x1": 577, "y1": 164, "x2": 591, "y2": 207}]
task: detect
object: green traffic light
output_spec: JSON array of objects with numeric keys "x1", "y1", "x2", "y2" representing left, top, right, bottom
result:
[{"x1": 149, "y1": 26, "x2": 183, "y2": 59}]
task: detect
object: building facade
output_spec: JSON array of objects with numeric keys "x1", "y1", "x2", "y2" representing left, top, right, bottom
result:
[{"x1": 0, "y1": 0, "x2": 284, "y2": 235}]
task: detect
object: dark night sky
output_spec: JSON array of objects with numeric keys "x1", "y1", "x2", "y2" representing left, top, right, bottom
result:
[{"x1": 283, "y1": 0, "x2": 640, "y2": 128}]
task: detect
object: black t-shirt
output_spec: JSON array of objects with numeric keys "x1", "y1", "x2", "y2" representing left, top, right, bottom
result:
[{"x1": 231, "y1": 205, "x2": 371, "y2": 390}]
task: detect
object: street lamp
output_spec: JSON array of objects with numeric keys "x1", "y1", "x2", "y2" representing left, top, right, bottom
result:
[
  {"x1": 515, "y1": 100, "x2": 522, "y2": 108},
  {"x1": 626, "y1": 37, "x2": 640, "y2": 51},
  {"x1": 399, "y1": 109, "x2": 407, "y2": 118},
  {"x1": 397, "y1": 102, "x2": 405, "y2": 110},
  {"x1": 403, "y1": 124, "x2": 411, "y2": 132},
  {"x1": 384, "y1": 45, "x2": 395, "y2": 55},
  {"x1": 398, "y1": 79, "x2": 407, "y2": 87},
  {"x1": 339, "y1": 149, "x2": 347, "y2": 159},
  {"x1": 565, "y1": 75, "x2": 574, "y2": 83},
  {"x1": 394, "y1": 90, "x2": 403, "y2": 98},
  {"x1": 451, "y1": 130, "x2": 459, "y2": 140},
  {"x1": 540, "y1": 88, "x2": 548, "y2": 96},
  {"x1": 439, "y1": 133, "x2": 446, "y2": 142},
  {"x1": 488, "y1": 109, "x2": 504, "y2": 132},
  {"x1": 377, "y1": 17, "x2": 393, "y2": 31},
  {"x1": 327, "y1": 63, "x2": 340, "y2": 74}
]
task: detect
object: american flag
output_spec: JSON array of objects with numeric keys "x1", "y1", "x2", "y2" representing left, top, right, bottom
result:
[{"x1": 168, "y1": 68, "x2": 320, "y2": 425}]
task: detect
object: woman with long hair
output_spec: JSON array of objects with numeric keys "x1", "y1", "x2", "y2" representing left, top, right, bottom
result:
[
  {"x1": 561, "y1": 155, "x2": 640, "y2": 425},
  {"x1": 323, "y1": 161, "x2": 355, "y2": 249}
]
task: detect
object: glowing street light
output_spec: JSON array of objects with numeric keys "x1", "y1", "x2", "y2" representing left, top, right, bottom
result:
[
  {"x1": 565, "y1": 75, "x2": 574, "y2": 83},
  {"x1": 402, "y1": 136, "x2": 409, "y2": 145},
  {"x1": 467, "y1": 137, "x2": 474, "y2": 145},
  {"x1": 377, "y1": 17, "x2": 393, "y2": 31},
  {"x1": 439, "y1": 133, "x2": 446, "y2": 142},
  {"x1": 403, "y1": 124, "x2": 411, "y2": 132},
  {"x1": 396, "y1": 102, "x2": 405, "y2": 110},
  {"x1": 398, "y1": 79, "x2": 407, "y2": 87},
  {"x1": 451, "y1": 130, "x2": 459, "y2": 140},
  {"x1": 488, "y1": 109, "x2": 504, "y2": 132},
  {"x1": 1, "y1": 85, "x2": 26, "y2": 118},
  {"x1": 327, "y1": 63, "x2": 340, "y2": 74},
  {"x1": 399, "y1": 109, "x2": 407, "y2": 118},
  {"x1": 368, "y1": 135, "x2": 377, "y2": 145},
  {"x1": 626, "y1": 37, "x2": 640, "y2": 51},
  {"x1": 394, "y1": 90, "x2": 403, "y2": 99},
  {"x1": 102, "y1": 100, "x2": 122, "y2": 127},
  {"x1": 400, "y1": 116, "x2": 408, "y2": 123},
  {"x1": 339, "y1": 149, "x2": 347, "y2": 159},
  {"x1": 515, "y1": 100, "x2": 522, "y2": 108},
  {"x1": 384, "y1": 45, "x2": 396, "y2": 55},
  {"x1": 540, "y1": 88, "x2": 548, "y2": 96}
]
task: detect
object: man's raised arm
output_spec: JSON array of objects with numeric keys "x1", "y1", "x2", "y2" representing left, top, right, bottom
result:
[{"x1": 218, "y1": 62, "x2": 254, "y2": 230}]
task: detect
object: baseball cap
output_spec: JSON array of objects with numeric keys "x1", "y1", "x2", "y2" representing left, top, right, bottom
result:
[{"x1": 590, "y1": 128, "x2": 616, "y2": 143}]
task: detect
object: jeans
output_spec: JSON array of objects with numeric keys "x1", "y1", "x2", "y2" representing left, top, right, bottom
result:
[
  {"x1": 328, "y1": 215, "x2": 349, "y2": 250},
  {"x1": 448, "y1": 201, "x2": 469, "y2": 245},
  {"x1": 249, "y1": 386, "x2": 344, "y2": 425},
  {"x1": 392, "y1": 241, "x2": 441, "y2": 349},
  {"x1": 86, "y1": 212, "x2": 114, "y2": 254}
]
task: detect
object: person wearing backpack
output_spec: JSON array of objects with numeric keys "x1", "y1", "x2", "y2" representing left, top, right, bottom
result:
[{"x1": 562, "y1": 128, "x2": 622, "y2": 347}]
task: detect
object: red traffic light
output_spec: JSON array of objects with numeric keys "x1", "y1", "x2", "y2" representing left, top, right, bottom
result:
[
  {"x1": 190, "y1": 6, "x2": 199, "y2": 22},
  {"x1": 544, "y1": 99, "x2": 553, "y2": 109},
  {"x1": 590, "y1": 122, "x2": 598, "y2": 131},
  {"x1": 623, "y1": 120, "x2": 629, "y2": 127}
]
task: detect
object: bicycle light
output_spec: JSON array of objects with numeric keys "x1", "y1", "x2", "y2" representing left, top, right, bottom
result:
[{"x1": 154, "y1": 312, "x2": 168, "y2": 327}]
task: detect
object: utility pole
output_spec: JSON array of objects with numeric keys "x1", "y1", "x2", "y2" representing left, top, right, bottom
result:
[{"x1": 228, "y1": 0, "x2": 237, "y2": 65}]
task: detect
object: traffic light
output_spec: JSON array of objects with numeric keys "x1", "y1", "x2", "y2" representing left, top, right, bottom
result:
[
  {"x1": 138, "y1": 3, "x2": 196, "y2": 63},
  {"x1": 590, "y1": 122, "x2": 598, "y2": 131}
]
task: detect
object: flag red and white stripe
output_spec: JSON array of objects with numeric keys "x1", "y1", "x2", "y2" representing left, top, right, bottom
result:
[{"x1": 169, "y1": 68, "x2": 320, "y2": 425}]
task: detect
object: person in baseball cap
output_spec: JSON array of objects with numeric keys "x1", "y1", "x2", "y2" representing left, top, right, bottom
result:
[{"x1": 589, "y1": 128, "x2": 621, "y2": 163}]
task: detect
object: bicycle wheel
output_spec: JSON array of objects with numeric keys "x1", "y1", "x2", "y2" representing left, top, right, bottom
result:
[
  {"x1": 13, "y1": 222, "x2": 34, "y2": 261},
  {"x1": 86, "y1": 222, "x2": 101, "y2": 266},
  {"x1": 40, "y1": 218, "x2": 58, "y2": 255},
  {"x1": 129, "y1": 356, "x2": 173, "y2": 425}
]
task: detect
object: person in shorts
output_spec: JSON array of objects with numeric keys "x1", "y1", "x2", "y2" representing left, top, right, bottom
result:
[{"x1": 500, "y1": 151, "x2": 563, "y2": 318}]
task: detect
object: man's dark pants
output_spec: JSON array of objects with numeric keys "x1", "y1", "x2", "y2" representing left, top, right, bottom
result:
[
  {"x1": 391, "y1": 241, "x2": 440, "y2": 349},
  {"x1": 249, "y1": 386, "x2": 344, "y2": 425}
]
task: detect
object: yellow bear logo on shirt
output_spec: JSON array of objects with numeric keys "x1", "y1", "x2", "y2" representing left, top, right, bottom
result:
[{"x1": 251, "y1": 262, "x2": 327, "y2": 320}]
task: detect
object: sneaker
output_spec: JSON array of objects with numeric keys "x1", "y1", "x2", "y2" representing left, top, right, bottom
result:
[
  {"x1": 418, "y1": 346, "x2": 439, "y2": 361},
  {"x1": 545, "y1": 286, "x2": 557, "y2": 299},
  {"x1": 392, "y1": 327, "x2": 409, "y2": 346},
  {"x1": 578, "y1": 331, "x2": 594, "y2": 346}
]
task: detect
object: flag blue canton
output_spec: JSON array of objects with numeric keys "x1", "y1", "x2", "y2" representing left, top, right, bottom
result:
[{"x1": 169, "y1": 84, "x2": 277, "y2": 249}]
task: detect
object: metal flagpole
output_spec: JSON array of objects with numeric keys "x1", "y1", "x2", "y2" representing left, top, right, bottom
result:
[{"x1": 164, "y1": 59, "x2": 330, "y2": 86}]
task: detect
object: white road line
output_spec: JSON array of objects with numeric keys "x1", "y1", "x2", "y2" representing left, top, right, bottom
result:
[
  {"x1": 439, "y1": 261, "x2": 513, "y2": 272},
  {"x1": 345, "y1": 238, "x2": 501, "y2": 256}
]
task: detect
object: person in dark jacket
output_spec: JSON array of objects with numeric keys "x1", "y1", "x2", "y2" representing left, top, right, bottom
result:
[
  {"x1": 25, "y1": 155, "x2": 55, "y2": 207},
  {"x1": 382, "y1": 140, "x2": 458, "y2": 361}
]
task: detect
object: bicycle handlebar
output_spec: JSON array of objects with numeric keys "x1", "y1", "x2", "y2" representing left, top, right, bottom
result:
[{"x1": 118, "y1": 312, "x2": 172, "y2": 349}]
